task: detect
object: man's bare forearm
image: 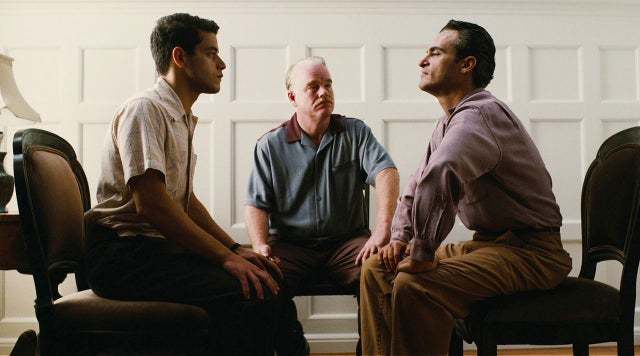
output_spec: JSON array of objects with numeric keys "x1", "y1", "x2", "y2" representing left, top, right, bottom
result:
[
  {"x1": 245, "y1": 205, "x2": 270, "y2": 248},
  {"x1": 188, "y1": 193, "x2": 236, "y2": 248},
  {"x1": 373, "y1": 167, "x2": 400, "y2": 239},
  {"x1": 131, "y1": 172, "x2": 232, "y2": 264}
]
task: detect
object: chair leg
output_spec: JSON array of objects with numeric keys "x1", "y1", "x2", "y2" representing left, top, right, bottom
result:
[
  {"x1": 618, "y1": 332, "x2": 634, "y2": 356},
  {"x1": 572, "y1": 343, "x2": 589, "y2": 356},
  {"x1": 448, "y1": 331, "x2": 464, "y2": 356},
  {"x1": 355, "y1": 294, "x2": 362, "y2": 356},
  {"x1": 9, "y1": 330, "x2": 37, "y2": 356}
]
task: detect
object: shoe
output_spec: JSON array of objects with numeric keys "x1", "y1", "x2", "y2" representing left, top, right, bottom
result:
[{"x1": 10, "y1": 330, "x2": 37, "y2": 356}]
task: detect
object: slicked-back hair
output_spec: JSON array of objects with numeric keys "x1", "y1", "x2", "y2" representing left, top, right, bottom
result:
[
  {"x1": 150, "y1": 13, "x2": 219, "y2": 75},
  {"x1": 285, "y1": 56, "x2": 327, "y2": 91},
  {"x1": 441, "y1": 19, "x2": 496, "y2": 88}
]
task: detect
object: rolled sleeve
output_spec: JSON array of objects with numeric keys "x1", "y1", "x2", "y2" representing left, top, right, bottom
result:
[
  {"x1": 357, "y1": 122, "x2": 396, "y2": 186},
  {"x1": 115, "y1": 98, "x2": 167, "y2": 184},
  {"x1": 246, "y1": 139, "x2": 275, "y2": 212},
  {"x1": 391, "y1": 161, "x2": 423, "y2": 244},
  {"x1": 409, "y1": 108, "x2": 501, "y2": 261}
]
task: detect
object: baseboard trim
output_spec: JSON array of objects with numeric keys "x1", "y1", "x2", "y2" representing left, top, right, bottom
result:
[{"x1": 0, "y1": 331, "x2": 635, "y2": 354}]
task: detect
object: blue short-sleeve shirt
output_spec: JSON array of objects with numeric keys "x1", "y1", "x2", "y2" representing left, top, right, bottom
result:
[{"x1": 246, "y1": 114, "x2": 396, "y2": 244}]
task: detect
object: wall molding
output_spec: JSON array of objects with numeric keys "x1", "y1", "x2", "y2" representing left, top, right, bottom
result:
[{"x1": 1, "y1": 1, "x2": 640, "y2": 17}]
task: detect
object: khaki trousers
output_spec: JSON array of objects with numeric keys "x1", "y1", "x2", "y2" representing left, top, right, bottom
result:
[{"x1": 360, "y1": 231, "x2": 572, "y2": 356}]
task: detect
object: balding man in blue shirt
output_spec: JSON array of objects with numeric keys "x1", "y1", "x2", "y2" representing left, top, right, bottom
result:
[{"x1": 245, "y1": 56, "x2": 400, "y2": 355}]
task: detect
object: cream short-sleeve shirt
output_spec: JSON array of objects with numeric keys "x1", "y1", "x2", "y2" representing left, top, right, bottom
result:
[{"x1": 85, "y1": 78, "x2": 198, "y2": 238}]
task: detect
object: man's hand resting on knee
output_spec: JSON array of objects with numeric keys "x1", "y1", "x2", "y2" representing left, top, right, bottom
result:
[
  {"x1": 397, "y1": 256, "x2": 438, "y2": 274},
  {"x1": 236, "y1": 246, "x2": 283, "y2": 283},
  {"x1": 356, "y1": 224, "x2": 390, "y2": 265},
  {"x1": 222, "y1": 253, "x2": 281, "y2": 300},
  {"x1": 379, "y1": 240, "x2": 407, "y2": 271}
]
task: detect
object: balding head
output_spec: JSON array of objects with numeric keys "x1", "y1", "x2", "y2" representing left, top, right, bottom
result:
[
  {"x1": 285, "y1": 56, "x2": 327, "y2": 92},
  {"x1": 285, "y1": 56, "x2": 334, "y2": 123}
]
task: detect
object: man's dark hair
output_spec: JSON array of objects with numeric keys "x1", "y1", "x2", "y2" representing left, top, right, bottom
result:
[
  {"x1": 150, "y1": 13, "x2": 219, "y2": 75},
  {"x1": 441, "y1": 20, "x2": 496, "y2": 88}
]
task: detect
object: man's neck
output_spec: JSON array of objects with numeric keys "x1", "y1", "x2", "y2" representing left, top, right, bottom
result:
[
  {"x1": 296, "y1": 112, "x2": 331, "y2": 146},
  {"x1": 435, "y1": 83, "x2": 478, "y2": 115},
  {"x1": 162, "y1": 73, "x2": 199, "y2": 115}
]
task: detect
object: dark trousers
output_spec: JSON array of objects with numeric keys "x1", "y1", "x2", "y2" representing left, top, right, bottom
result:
[
  {"x1": 85, "y1": 224, "x2": 278, "y2": 356},
  {"x1": 271, "y1": 235, "x2": 368, "y2": 355}
]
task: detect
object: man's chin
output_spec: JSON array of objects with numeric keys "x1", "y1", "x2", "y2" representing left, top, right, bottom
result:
[
  {"x1": 205, "y1": 86, "x2": 221, "y2": 94},
  {"x1": 199, "y1": 82, "x2": 221, "y2": 95},
  {"x1": 316, "y1": 111, "x2": 332, "y2": 120},
  {"x1": 418, "y1": 81, "x2": 432, "y2": 92},
  {"x1": 315, "y1": 106, "x2": 333, "y2": 116}
]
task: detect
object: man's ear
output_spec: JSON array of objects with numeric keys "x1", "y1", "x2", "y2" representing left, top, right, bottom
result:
[
  {"x1": 287, "y1": 90, "x2": 296, "y2": 106},
  {"x1": 171, "y1": 47, "x2": 187, "y2": 69},
  {"x1": 460, "y1": 56, "x2": 477, "y2": 75}
]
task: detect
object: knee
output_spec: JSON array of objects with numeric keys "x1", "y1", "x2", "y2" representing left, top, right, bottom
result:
[
  {"x1": 392, "y1": 272, "x2": 422, "y2": 299},
  {"x1": 361, "y1": 254, "x2": 384, "y2": 283}
]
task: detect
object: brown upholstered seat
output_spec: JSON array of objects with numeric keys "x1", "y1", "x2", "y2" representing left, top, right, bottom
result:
[
  {"x1": 13, "y1": 128, "x2": 209, "y2": 355},
  {"x1": 53, "y1": 289, "x2": 208, "y2": 333},
  {"x1": 449, "y1": 126, "x2": 640, "y2": 356}
]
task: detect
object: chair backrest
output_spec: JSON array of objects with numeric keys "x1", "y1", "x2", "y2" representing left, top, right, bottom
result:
[
  {"x1": 13, "y1": 129, "x2": 91, "y2": 306},
  {"x1": 580, "y1": 126, "x2": 640, "y2": 329}
]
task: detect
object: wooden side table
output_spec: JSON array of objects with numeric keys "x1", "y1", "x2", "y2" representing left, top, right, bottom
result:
[{"x1": 0, "y1": 213, "x2": 29, "y2": 273}]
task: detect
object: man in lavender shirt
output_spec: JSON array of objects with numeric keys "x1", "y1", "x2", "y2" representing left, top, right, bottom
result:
[{"x1": 359, "y1": 20, "x2": 573, "y2": 355}]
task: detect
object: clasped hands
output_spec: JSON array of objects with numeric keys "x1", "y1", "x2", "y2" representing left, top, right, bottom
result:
[
  {"x1": 378, "y1": 240, "x2": 438, "y2": 274},
  {"x1": 222, "y1": 244, "x2": 283, "y2": 301},
  {"x1": 355, "y1": 225, "x2": 438, "y2": 273}
]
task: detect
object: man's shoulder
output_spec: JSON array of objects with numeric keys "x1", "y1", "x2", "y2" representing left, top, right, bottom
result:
[
  {"x1": 332, "y1": 114, "x2": 370, "y2": 132},
  {"x1": 456, "y1": 90, "x2": 506, "y2": 114},
  {"x1": 257, "y1": 121, "x2": 289, "y2": 143},
  {"x1": 117, "y1": 88, "x2": 164, "y2": 115},
  {"x1": 112, "y1": 90, "x2": 170, "y2": 135}
]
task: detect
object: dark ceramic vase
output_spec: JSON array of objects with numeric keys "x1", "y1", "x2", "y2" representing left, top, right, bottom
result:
[{"x1": 0, "y1": 152, "x2": 14, "y2": 213}]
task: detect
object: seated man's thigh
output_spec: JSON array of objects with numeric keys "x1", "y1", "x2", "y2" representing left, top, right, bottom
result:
[
  {"x1": 88, "y1": 236, "x2": 247, "y2": 303},
  {"x1": 325, "y1": 235, "x2": 369, "y2": 288},
  {"x1": 395, "y1": 243, "x2": 552, "y2": 319},
  {"x1": 270, "y1": 241, "x2": 321, "y2": 293}
]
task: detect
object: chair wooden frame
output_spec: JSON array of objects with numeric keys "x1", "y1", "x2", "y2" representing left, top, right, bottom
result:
[
  {"x1": 450, "y1": 127, "x2": 640, "y2": 356},
  {"x1": 13, "y1": 128, "x2": 209, "y2": 355}
]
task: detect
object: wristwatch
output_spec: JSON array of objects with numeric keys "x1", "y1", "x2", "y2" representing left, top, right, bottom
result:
[{"x1": 230, "y1": 242, "x2": 242, "y2": 253}]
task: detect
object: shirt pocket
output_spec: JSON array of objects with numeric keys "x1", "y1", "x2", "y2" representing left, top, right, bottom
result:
[
  {"x1": 332, "y1": 158, "x2": 360, "y2": 191},
  {"x1": 463, "y1": 179, "x2": 487, "y2": 205},
  {"x1": 332, "y1": 159, "x2": 357, "y2": 173}
]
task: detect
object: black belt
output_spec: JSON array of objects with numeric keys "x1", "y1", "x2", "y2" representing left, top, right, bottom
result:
[
  {"x1": 477, "y1": 226, "x2": 560, "y2": 238},
  {"x1": 513, "y1": 226, "x2": 560, "y2": 234}
]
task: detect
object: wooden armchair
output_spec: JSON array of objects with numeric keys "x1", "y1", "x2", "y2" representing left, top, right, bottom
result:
[
  {"x1": 13, "y1": 128, "x2": 210, "y2": 355},
  {"x1": 450, "y1": 127, "x2": 640, "y2": 356}
]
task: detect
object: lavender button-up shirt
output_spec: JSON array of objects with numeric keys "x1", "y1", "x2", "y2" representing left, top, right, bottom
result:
[{"x1": 392, "y1": 89, "x2": 562, "y2": 261}]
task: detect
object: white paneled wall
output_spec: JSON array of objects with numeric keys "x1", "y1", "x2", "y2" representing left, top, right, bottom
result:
[{"x1": 1, "y1": 1, "x2": 640, "y2": 352}]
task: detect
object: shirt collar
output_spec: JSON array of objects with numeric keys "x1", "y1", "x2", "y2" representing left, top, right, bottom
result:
[
  {"x1": 155, "y1": 77, "x2": 190, "y2": 122},
  {"x1": 447, "y1": 87, "x2": 487, "y2": 116},
  {"x1": 285, "y1": 113, "x2": 345, "y2": 144}
]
